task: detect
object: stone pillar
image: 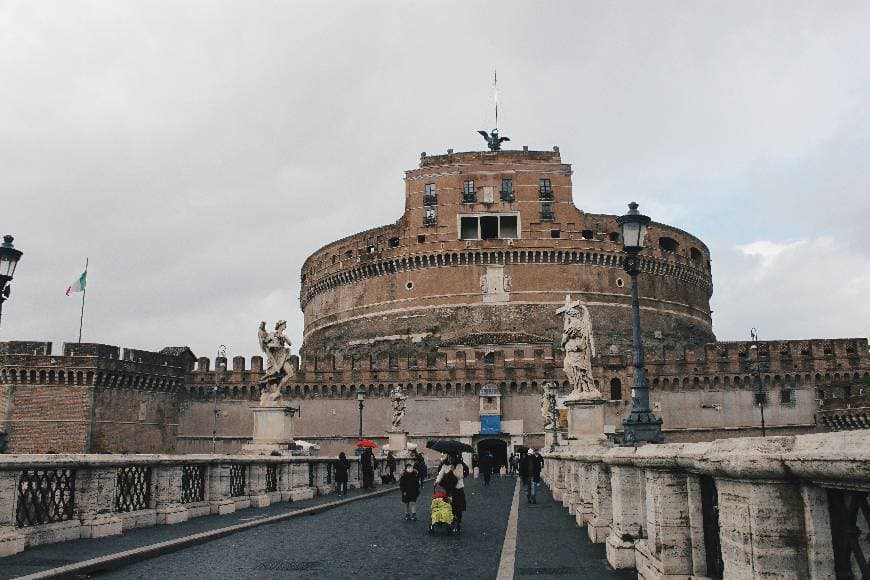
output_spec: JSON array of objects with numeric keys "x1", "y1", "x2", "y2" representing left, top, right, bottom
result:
[
  {"x1": 248, "y1": 464, "x2": 270, "y2": 508},
  {"x1": 78, "y1": 466, "x2": 123, "y2": 540},
  {"x1": 717, "y1": 478, "x2": 811, "y2": 579},
  {"x1": 588, "y1": 462, "x2": 613, "y2": 543},
  {"x1": 153, "y1": 465, "x2": 189, "y2": 525},
  {"x1": 635, "y1": 468, "x2": 694, "y2": 580},
  {"x1": 564, "y1": 460, "x2": 578, "y2": 515},
  {"x1": 684, "y1": 474, "x2": 710, "y2": 580},
  {"x1": 349, "y1": 459, "x2": 361, "y2": 490},
  {"x1": 241, "y1": 407, "x2": 295, "y2": 455},
  {"x1": 564, "y1": 399, "x2": 606, "y2": 441},
  {"x1": 551, "y1": 458, "x2": 565, "y2": 502},
  {"x1": 574, "y1": 462, "x2": 594, "y2": 528},
  {"x1": 801, "y1": 484, "x2": 836, "y2": 580},
  {"x1": 208, "y1": 463, "x2": 235, "y2": 515},
  {"x1": 278, "y1": 463, "x2": 293, "y2": 502},
  {"x1": 289, "y1": 461, "x2": 315, "y2": 501},
  {"x1": 315, "y1": 462, "x2": 333, "y2": 496},
  {"x1": 387, "y1": 431, "x2": 408, "y2": 453},
  {"x1": 606, "y1": 463, "x2": 644, "y2": 570},
  {"x1": 0, "y1": 469, "x2": 25, "y2": 556}
]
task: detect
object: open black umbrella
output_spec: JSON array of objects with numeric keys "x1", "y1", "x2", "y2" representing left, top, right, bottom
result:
[
  {"x1": 514, "y1": 445, "x2": 530, "y2": 454},
  {"x1": 426, "y1": 439, "x2": 474, "y2": 455}
]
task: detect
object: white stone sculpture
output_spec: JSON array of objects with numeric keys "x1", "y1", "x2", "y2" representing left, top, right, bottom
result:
[
  {"x1": 557, "y1": 295, "x2": 602, "y2": 401},
  {"x1": 389, "y1": 385, "x2": 407, "y2": 431},
  {"x1": 257, "y1": 320, "x2": 295, "y2": 406},
  {"x1": 541, "y1": 381, "x2": 558, "y2": 429}
]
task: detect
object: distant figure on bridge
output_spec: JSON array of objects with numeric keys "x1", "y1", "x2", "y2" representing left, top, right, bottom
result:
[
  {"x1": 334, "y1": 452, "x2": 350, "y2": 497},
  {"x1": 385, "y1": 451, "x2": 397, "y2": 483},
  {"x1": 479, "y1": 451, "x2": 494, "y2": 486},
  {"x1": 413, "y1": 450, "x2": 427, "y2": 489},
  {"x1": 399, "y1": 464, "x2": 420, "y2": 521},
  {"x1": 361, "y1": 447, "x2": 375, "y2": 490}
]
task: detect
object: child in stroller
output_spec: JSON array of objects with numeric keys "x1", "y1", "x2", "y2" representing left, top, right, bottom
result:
[{"x1": 428, "y1": 486, "x2": 454, "y2": 534}]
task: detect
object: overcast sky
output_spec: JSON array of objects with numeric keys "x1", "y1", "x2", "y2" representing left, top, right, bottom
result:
[{"x1": 2, "y1": 1, "x2": 868, "y2": 359}]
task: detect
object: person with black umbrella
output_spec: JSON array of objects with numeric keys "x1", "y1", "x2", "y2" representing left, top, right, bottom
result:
[{"x1": 434, "y1": 452, "x2": 467, "y2": 533}]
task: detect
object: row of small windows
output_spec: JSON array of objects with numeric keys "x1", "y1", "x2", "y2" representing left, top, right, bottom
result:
[{"x1": 423, "y1": 178, "x2": 549, "y2": 205}]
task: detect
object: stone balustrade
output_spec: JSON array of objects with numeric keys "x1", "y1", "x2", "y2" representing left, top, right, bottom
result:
[
  {"x1": 0, "y1": 453, "x2": 412, "y2": 558},
  {"x1": 543, "y1": 431, "x2": 869, "y2": 580}
]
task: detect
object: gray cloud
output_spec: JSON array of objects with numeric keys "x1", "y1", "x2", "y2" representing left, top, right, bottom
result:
[{"x1": 2, "y1": 1, "x2": 868, "y2": 357}]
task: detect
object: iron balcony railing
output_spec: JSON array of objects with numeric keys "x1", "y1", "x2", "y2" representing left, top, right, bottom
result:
[
  {"x1": 500, "y1": 190, "x2": 515, "y2": 202},
  {"x1": 539, "y1": 188, "x2": 554, "y2": 201},
  {"x1": 462, "y1": 191, "x2": 476, "y2": 203},
  {"x1": 423, "y1": 214, "x2": 437, "y2": 226},
  {"x1": 423, "y1": 194, "x2": 438, "y2": 206},
  {"x1": 540, "y1": 207, "x2": 555, "y2": 221}
]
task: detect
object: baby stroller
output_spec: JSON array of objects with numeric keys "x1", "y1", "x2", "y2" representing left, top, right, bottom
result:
[{"x1": 428, "y1": 487, "x2": 454, "y2": 535}]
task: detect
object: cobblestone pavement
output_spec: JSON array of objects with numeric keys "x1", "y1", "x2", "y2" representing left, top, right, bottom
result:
[{"x1": 2, "y1": 475, "x2": 634, "y2": 579}]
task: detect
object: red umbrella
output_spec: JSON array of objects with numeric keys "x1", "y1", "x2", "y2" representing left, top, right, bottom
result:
[{"x1": 356, "y1": 439, "x2": 379, "y2": 448}]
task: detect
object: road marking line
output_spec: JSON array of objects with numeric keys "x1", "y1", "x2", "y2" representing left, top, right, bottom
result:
[{"x1": 496, "y1": 478, "x2": 521, "y2": 580}]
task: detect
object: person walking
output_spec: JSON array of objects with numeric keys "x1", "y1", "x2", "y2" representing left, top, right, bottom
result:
[
  {"x1": 334, "y1": 451, "x2": 350, "y2": 497},
  {"x1": 386, "y1": 451, "x2": 397, "y2": 483},
  {"x1": 399, "y1": 464, "x2": 420, "y2": 520},
  {"x1": 479, "y1": 451, "x2": 493, "y2": 486},
  {"x1": 526, "y1": 448, "x2": 544, "y2": 503},
  {"x1": 361, "y1": 447, "x2": 375, "y2": 490},
  {"x1": 413, "y1": 450, "x2": 427, "y2": 489},
  {"x1": 519, "y1": 451, "x2": 530, "y2": 495},
  {"x1": 435, "y1": 452, "x2": 467, "y2": 533}
]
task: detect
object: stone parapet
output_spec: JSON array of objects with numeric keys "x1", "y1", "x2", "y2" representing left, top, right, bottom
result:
[
  {"x1": 0, "y1": 454, "x2": 360, "y2": 558},
  {"x1": 544, "y1": 431, "x2": 870, "y2": 579}
]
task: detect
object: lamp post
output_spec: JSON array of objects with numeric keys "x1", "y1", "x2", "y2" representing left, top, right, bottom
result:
[
  {"x1": 211, "y1": 345, "x2": 227, "y2": 454},
  {"x1": 749, "y1": 328, "x2": 767, "y2": 437},
  {"x1": 617, "y1": 202, "x2": 663, "y2": 445},
  {"x1": 0, "y1": 235, "x2": 24, "y2": 327},
  {"x1": 548, "y1": 382, "x2": 559, "y2": 452},
  {"x1": 357, "y1": 391, "x2": 366, "y2": 438}
]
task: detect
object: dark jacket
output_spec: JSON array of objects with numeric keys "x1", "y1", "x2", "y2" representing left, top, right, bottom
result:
[
  {"x1": 399, "y1": 470, "x2": 420, "y2": 502},
  {"x1": 414, "y1": 454, "x2": 427, "y2": 477},
  {"x1": 334, "y1": 457, "x2": 350, "y2": 483},
  {"x1": 479, "y1": 453, "x2": 493, "y2": 474},
  {"x1": 386, "y1": 454, "x2": 397, "y2": 473},
  {"x1": 529, "y1": 454, "x2": 544, "y2": 481},
  {"x1": 361, "y1": 449, "x2": 374, "y2": 473},
  {"x1": 519, "y1": 454, "x2": 530, "y2": 478}
]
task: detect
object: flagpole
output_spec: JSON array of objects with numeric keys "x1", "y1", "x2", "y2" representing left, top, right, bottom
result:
[{"x1": 78, "y1": 258, "x2": 88, "y2": 343}]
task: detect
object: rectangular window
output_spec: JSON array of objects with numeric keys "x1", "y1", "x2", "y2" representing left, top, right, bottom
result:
[
  {"x1": 551, "y1": 229, "x2": 561, "y2": 239},
  {"x1": 458, "y1": 214, "x2": 519, "y2": 240},
  {"x1": 480, "y1": 216, "x2": 499, "y2": 240},
  {"x1": 540, "y1": 204, "x2": 554, "y2": 220},
  {"x1": 417, "y1": 234, "x2": 426, "y2": 243},
  {"x1": 424, "y1": 183, "x2": 437, "y2": 205},
  {"x1": 460, "y1": 217, "x2": 479, "y2": 240},
  {"x1": 424, "y1": 208, "x2": 437, "y2": 226},
  {"x1": 500, "y1": 215, "x2": 518, "y2": 238},
  {"x1": 501, "y1": 179, "x2": 513, "y2": 201},
  {"x1": 539, "y1": 178, "x2": 552, "y2": 192},
  {"x1": 462, "y1": 180, "x2": 476, "y2": 203}
]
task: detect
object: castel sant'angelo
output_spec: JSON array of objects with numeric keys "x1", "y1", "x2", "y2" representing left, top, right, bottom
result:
[{"x1": 1, "y1": 133, "x2": 868, "y2": 458}]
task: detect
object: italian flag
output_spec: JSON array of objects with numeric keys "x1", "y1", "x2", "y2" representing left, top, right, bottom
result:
[{"x1": 66, "y1": 270, "x2": 87, "y2": 295}]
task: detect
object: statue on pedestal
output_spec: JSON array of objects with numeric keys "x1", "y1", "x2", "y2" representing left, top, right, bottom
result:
[
  {"x1": 389, "y1": 385, "x2": 407, "y2": 432},
  {"x1": 541, "y1": 382, "x2": 558, "y2": 429},
  {"x1": 556, "y1": 295, "x2": 602, "y2": 401},
  {"x1": 257, "y1": 320, "x2": 295, "y2": 406}
]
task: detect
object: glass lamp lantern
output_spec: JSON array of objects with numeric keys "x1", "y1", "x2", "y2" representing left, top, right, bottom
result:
[
  {"x1": 0, "y1": 236, "x2": 22, "y2": 279},
  {"x1": 357, "y1": 391, "x2": 366, "y2": 403},
  {"x1": 616, "y1": 202, "x2": 651, "y2": 252}
]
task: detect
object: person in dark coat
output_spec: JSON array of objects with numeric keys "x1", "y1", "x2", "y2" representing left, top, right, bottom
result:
[
  {"x1": 413, "y1": 450, "x2": 427, "y2": 489},
  {"x1": 525, "y1": 449, "x2": 544, "y2": 503},
  {"x1": 399, "y1": 464, "x2": 420, "y2": 520},
  {"x1": 361, "y1": 447, "x2": 375, "y2": 490},
  {"x1": 518, "y1": 451, "x2": 530, "y2": 492},
  {"x1": 386, "y1": 451, "x2": 397, "y2": 483},
  {"x1": 334, "y1": 451, "x2": 350, "y2": 497},
  {"x1": 479, "y1": 451, "x2": 493, "y2": 486}
]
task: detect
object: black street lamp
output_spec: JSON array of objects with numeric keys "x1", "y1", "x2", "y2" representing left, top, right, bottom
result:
[
  {"x1": 749, "y1": 328, "x2": 767, "y2": 437},
  {"x1": 617, "y1": 202, "x2": 663, "y2": 445},
  {"x1": 357, "y1": 391, "x2": 366, "y2": 438},
  {"x1": 211, "y1": 345, "x2": 227, "y2": 454},
  {"x1": 0, "y1": 235, "x2": 23, "y2": 327}
]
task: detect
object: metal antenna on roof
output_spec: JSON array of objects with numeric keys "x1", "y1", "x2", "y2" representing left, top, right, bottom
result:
[{"x1": 493, "y1": 68, "x2": 499, "y2": 132}]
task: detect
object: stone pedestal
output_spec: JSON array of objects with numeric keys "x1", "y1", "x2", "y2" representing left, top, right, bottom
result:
[
  {"x1": 242, "y1": 406, "x2": 294, "y2": 455},
  {"x1": 387, "y1": 431, "x2": 408, "y2": 454},
  {"x1": 565, "y1": 398, "x2": 606, "y2": 441}
]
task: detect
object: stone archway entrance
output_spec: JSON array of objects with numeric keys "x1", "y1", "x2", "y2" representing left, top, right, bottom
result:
[{"x1": 477, "y1": 438, "x2": 508, "y2": 474}]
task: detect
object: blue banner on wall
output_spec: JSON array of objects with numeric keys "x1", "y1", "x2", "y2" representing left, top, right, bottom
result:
[{"x1": 480, "y1": 415, "x2": 501, "y2": 435}]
